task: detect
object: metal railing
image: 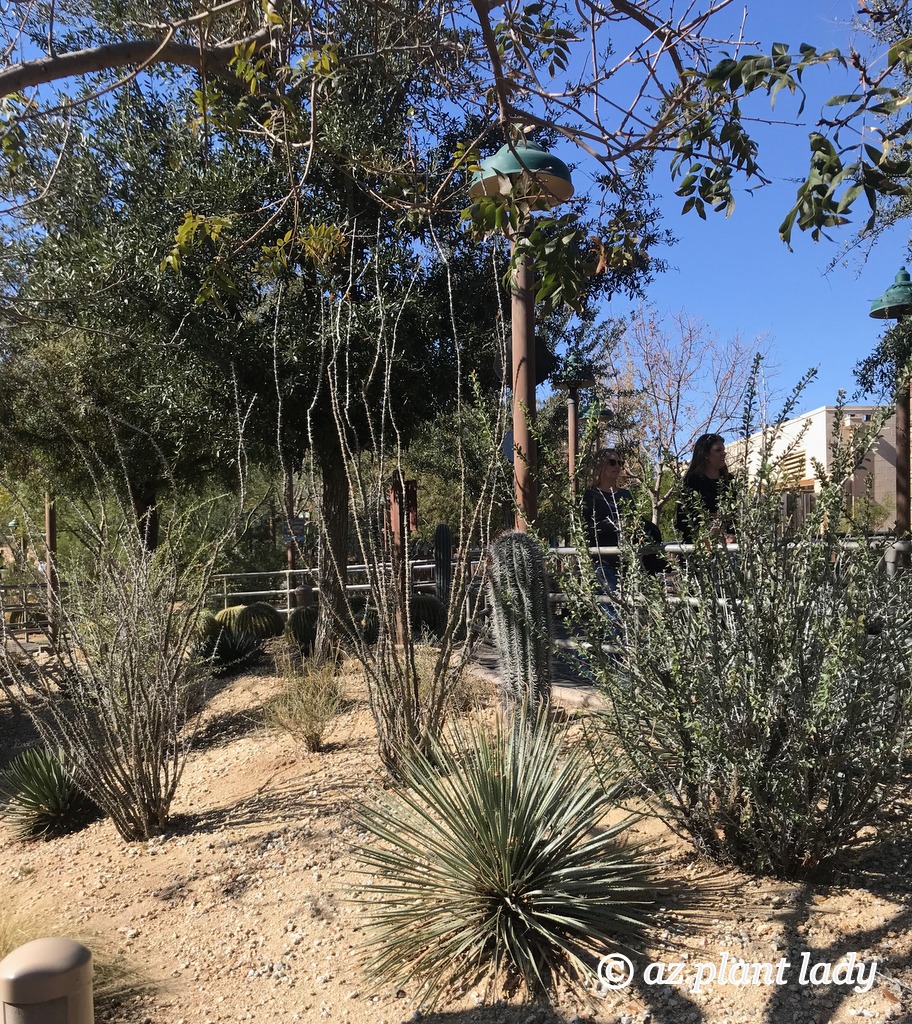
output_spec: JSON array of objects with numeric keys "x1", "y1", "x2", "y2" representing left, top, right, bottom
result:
[
  {"x1": 3, "y1": 537, "x2": 907, "y2": 644},
  {"x1": 208, "y1": 554, "x2": 490, "y2": 612},
  {"x1": 0, "y1": 581, "x2": 54, "y2": 642}
]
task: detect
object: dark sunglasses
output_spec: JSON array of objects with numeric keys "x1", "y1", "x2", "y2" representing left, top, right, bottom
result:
[{"x1": 605, "y1": 458, "x2": 624, "y2": 467}]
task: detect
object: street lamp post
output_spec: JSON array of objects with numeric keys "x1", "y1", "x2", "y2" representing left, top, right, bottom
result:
[
  {"x1": 869, "y1": 267, "x2": 912, "y2": 542},
  {"x1": 469, "y1": 139, "x2": 574, "y2": 530}
]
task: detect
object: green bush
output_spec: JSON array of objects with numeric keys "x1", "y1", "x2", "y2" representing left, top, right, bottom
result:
[
  {"x1": 0, "y1": 747, "x2": 103, "y2": 840},
  {"x1": 578, "y1": 392, "x2": 912, "y2": 878},
  {"x1": 1, "y1": 905, "x2": 144, "y2": 1006},
  {"x1": 355, "y1": 716, "x2": 660, "y2": 1007}
]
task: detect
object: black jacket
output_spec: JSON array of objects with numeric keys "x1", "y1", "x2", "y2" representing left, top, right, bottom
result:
[
  {"x1": 582, "y1": 486, "x2": 633, "y2": 569},
  {"x1": 675, "y1": 475, "x2": 734, "y2": 543}
]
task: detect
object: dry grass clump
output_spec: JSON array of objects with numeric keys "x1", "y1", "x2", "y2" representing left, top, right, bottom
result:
[
  {"x1": 410, "y1": 640, "x2": 485, "y2": 713},
  {"x1": 264, "y1": 653, "x2": 344, "y2": 752},
  {"x1": 0, "y1": 904, "x2": 145, "y2": 1007}
]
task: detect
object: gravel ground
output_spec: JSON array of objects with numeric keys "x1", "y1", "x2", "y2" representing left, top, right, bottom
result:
[{"x1": 1, "y1": 657, "x2": 911, "y2": 1024}]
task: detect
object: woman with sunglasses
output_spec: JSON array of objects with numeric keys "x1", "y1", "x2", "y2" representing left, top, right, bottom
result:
[{"x1": 582, "y1": 448, "x2": 634, "y2": 593}]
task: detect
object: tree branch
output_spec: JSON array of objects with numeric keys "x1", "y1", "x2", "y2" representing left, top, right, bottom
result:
[{"x1": 0, "y1": 27, "x2": 271, "y2": 98}]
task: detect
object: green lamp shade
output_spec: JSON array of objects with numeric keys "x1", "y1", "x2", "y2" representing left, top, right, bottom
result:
[
  {"x1": 469, "y1": 140, "x2": 574, "y2": 204},
  {"x1": 870, "y1": 267, "x2": 912, "y2": 319},
  {"x1": 557, "y1": 350, "x2": 597, "y2": 389}
]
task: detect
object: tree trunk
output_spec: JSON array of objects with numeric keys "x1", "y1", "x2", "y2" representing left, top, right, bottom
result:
[{"x1": 314, "y1": 441, "x2": 349, "y2": 663}]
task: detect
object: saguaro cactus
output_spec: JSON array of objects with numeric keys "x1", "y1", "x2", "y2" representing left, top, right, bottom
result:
[
  {"x1": 433, "y1": 523, "x2": 453, "y2": 606},
  {"x1": 486, "y1": 531, "x2": 552, "y2": 721}
]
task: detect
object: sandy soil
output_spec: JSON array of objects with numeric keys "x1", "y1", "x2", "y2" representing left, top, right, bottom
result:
[{"x1": 2, "y1": 654, "x2": 912, "y2": 1024}]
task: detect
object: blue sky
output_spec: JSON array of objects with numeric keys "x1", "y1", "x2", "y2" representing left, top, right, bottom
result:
[{"x1": 598, "y1": 0, "x2": 911, "y2": 415}]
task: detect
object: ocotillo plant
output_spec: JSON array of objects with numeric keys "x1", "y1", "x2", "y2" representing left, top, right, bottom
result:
[
  {"x1": 433, "y1": 523, "x2": 452, "y2": 606},
  {"x1": 486, "y1": 530, "x2": 552, "y2": 721}
]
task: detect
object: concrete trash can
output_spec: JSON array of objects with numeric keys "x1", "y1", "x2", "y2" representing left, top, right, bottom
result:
[{"x1": 0, "y1": 937, "x2": 93, "y2": 1024}]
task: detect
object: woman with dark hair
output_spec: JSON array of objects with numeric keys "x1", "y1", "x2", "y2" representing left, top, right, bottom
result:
[
  {"x1": 582, "y1": 448, "x2": 633, "y2": 592},
  {"x1": 675, "y1": 433, "x2": 735, "y2": 543}
]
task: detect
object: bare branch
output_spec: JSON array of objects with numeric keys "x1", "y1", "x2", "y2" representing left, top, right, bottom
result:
[{"x1": 0, "y1": 25, "x2": 271, "y2": 98}]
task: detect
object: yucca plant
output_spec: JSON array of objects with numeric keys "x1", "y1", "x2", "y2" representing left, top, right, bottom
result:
[
  {"x1": 355, "y1": 716, "x2": 661, "y2": 1007},
  {"x1": 197, "y1": 624, "x2": 263, "y2": 677},
  {"x1": 0, "y1": 747, "x2": 103, "y2": 840}
]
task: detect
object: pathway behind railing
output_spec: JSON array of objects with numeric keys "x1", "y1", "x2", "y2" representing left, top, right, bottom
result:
[{"x1": 2, "y1": 538, "x2": 908, "y2": 646}]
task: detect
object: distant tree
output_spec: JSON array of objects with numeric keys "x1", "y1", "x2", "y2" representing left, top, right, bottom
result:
[
  {"x1": 608, "y1": 308, "x2": 765, "y2": 524},
  {"x1": 0, "y1": 91, "x2": 272, "y2": 547}
]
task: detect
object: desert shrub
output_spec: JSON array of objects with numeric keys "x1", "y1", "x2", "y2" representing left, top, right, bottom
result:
[
  {"x1": 0, "y1": 747, "x2": 103, "y2": 840},
  {"x1": 355, "y1": 715, "x2": 660, "y2": 1007},
  {"x1": 264, "y1": 656, "x2": 343, "y2": 751},
  {"x1": 0, "y1": 905, "x2": 143, "y2": 1006},
  {"x1": 575, "y1": 389, "x2": 912, "y2": 878},
  {"x1": 0, "y1": 512, "x2": 223, "y2": 841},
  {"x1": 378, "y1": 641, "x2": 479, "y2": 715}
]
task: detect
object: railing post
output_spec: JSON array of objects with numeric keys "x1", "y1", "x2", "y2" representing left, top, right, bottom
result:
[{"x1": 0, "y1": 937, "x2": 93, "y2": 1024}]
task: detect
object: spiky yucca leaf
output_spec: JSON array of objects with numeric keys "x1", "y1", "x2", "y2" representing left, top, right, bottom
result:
[
  {"x1": 197, "y1": 623, "x2": 263, "y2": 677},
  {"x1": 0, "y1": 748, "x2": 103, "y2": 840},
  {"x1": 355, "y1": 716, "x2": 660, "y2": 1007}
]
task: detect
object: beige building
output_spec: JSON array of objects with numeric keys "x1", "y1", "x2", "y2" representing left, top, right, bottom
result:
[{"x1": 730, "y1": 405, "x2": 898, "y2": 531}]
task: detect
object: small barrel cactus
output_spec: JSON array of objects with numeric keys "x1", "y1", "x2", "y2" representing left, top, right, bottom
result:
[
  {"x1": 486, "y1": 531, "x2": 552, "y2": 721},
  {"x1": 434, "y1": 523, "x2": 453, "y2": 606},
  {"x1": 194, "y1": 609, "x2": 222, "y2": 644},
  {"x1": 216, "y1": 602, "x2": 284, "y2": 641},
  {"x1": 286, "y1": 606, "x2": 319, "y2": 654},
  {"x1": 410, "y1": 594, "x2": 448, "y2": 641}
]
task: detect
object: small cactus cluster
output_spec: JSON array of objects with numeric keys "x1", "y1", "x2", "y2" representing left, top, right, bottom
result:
[
  {"x1": 486, "y1": 531, "x2": 553, "y2": 721},
  {"x1": 195, "y1": 608, "x2": 264, "y2": 676},
  {"x1": 410, "y1": 594, "x2": 448, "y2": 640}
]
